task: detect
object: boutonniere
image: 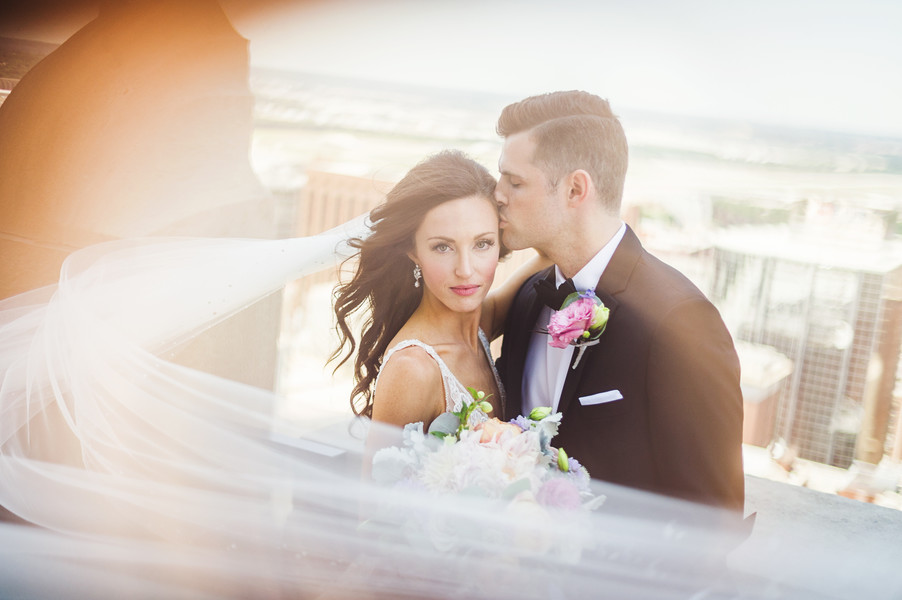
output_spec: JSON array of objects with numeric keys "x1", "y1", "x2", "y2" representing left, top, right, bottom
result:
[{"x1": 546, "y1": 289, "x2": 609, "y2": 368}]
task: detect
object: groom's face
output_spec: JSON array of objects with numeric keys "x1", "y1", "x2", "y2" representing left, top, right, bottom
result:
[{"x1": 496, "y1": 131, "x2": 565, "y2": 254}]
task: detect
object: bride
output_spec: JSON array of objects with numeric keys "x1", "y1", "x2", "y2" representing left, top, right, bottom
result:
[{"x1": 332, "y1": 150, "x2": 548, "y2": 429}]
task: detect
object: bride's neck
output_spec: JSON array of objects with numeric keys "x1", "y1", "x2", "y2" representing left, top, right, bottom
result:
[{"x1": 404, "y1": 300, "x2": 481, "y2": 349}]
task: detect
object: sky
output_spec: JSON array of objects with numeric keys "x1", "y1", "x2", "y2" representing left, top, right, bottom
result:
[
  {"x1": 3, "y1": 0, "x2": 901, "y2": 138},
  {"x1": 224, "y1": 0, "x2": 902, "y2": 138}
]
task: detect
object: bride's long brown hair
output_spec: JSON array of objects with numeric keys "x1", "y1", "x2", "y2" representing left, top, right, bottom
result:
[{"x1": 331, "y1": 150, "x2": 500, "y2": 418}]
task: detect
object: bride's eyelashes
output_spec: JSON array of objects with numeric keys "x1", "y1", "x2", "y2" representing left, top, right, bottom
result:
[{"x1": 429, "y1": 238, "x2": 496, "y2": 253}]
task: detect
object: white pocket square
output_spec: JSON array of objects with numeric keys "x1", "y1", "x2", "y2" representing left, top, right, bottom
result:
[{"x1": 579, "y1": 390, "x2": 623, "y2": 406}]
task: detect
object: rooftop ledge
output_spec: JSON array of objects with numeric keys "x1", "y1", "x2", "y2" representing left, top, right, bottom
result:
[{"x1": 737, "y1": 445, "x2": 902, "y2": 596}]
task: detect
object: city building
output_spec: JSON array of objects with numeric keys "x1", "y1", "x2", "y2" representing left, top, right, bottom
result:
[{"x1": 711, "y1": 198, "x2": 902, "y2": 468}]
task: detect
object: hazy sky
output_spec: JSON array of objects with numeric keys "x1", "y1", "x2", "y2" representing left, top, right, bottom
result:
[
  {"x1": 226, "y1": 0, "x2": 902, "y2": 138},
  {"x1": 3, "y1": 0, "x2": 901, "y2": 138}
]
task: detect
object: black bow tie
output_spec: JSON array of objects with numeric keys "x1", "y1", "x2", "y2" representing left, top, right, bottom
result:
[{"x1": 533, "y1": 277, "x2": 577, "y2": 309}]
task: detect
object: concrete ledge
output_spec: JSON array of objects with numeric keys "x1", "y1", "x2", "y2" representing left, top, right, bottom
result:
[{"x1": 734, "y1": 475, "x2": 902, "y2": 598}]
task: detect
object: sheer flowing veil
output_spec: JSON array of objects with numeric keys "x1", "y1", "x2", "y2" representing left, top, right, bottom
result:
[{"x1": 1, "y1": 217, "x2": 900, "y2": 599}]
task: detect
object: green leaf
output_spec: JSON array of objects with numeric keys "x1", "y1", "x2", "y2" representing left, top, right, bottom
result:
[{"x1": 428, "y1": 411, "x2": 462, "y2": 438}]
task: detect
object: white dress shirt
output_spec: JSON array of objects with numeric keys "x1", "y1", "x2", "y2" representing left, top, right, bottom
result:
[{"x1": 522, "y1": 222, "x2": 626, "y2": 414}]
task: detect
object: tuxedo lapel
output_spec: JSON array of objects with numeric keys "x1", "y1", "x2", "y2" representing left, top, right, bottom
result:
[
  {"x1": 556, "y1": 226, "x2": 641, "y2": 414},
  {"x1": 596, "y1": 226, "x2": 643, "y2": 299}
]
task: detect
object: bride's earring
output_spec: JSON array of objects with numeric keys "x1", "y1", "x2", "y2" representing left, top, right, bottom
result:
[{"x1": 413, "y1": 264, "x2": 422, "y2": 288}]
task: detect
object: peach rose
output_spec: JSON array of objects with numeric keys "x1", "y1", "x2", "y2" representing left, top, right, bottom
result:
[{"x1": 474, "y1": 418, "x2": 523, "y2": 444}]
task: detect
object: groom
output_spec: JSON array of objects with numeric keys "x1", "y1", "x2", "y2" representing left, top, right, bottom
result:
[{"x1": 495, "y1": 91, "x2": 745, "y2": 512}]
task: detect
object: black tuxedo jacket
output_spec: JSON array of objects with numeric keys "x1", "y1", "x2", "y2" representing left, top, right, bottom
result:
[{"x1": 497, "y1": 226, "x2": 745, "y2": 511}]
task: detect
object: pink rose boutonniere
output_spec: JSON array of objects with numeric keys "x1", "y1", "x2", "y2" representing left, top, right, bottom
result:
[{"x1": 546, "y1": 289, "x2": 609, "y2": 368}]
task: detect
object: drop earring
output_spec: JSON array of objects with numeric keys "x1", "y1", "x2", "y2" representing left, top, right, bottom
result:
[{"x1": 413, "y1": 264, "x2": 422, "y2": 288}]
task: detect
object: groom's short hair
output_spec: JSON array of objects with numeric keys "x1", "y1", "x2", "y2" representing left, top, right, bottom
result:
[{"x1": 496, "y1": 91, "x2": 628, "y2": 214}]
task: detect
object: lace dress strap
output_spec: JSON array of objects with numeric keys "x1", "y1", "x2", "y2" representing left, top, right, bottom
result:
[{"x1": 378, "y1": 339, "x2": 472, "y2": 413}]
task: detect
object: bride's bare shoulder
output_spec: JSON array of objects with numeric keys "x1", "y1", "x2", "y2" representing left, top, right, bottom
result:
[{"x1": 373, "y1": 344, "x2": 444, "y2": 426}]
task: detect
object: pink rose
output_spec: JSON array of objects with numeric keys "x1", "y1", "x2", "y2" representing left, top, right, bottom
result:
[{"x1": 547, "y1": 297, "x2": 595, "y2": 348}]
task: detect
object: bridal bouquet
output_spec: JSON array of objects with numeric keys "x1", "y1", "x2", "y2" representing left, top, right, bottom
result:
[{"x1": 369, "y1": 390, "x2": 604, "y2": 557}]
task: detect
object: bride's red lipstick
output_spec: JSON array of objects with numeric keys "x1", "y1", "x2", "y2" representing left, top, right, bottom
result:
[{"x1": 451, "y1": 285, "x2": 479, "y2": 297}]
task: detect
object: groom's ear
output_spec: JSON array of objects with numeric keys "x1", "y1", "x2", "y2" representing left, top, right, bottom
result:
[{"x1": 566, "y1": 169, "x2": 594, "y2": 206}]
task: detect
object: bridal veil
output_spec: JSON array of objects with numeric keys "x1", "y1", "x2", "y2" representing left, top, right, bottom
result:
[{"x1": 1, "y1": 221, "x2": 900, "y2": 599}]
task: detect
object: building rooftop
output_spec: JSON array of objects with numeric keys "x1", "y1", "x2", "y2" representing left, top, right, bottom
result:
[{"x1": 714, "y1": 221, "x2": 902, "y2": 274}]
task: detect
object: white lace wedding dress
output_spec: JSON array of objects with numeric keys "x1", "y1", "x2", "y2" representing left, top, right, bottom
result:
[{"x1": 0, "y1": 219, "x2": 898, "y2": 599}]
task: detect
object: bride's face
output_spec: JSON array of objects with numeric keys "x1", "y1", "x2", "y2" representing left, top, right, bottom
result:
[{"x1": 409, "y1": 194, "x2": 500, "y2": 313}]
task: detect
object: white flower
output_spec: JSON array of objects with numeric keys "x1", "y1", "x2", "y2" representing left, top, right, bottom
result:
[
  {"x1": 428, "y1": 435, "x2": 508, "y2": 495},
  {"x1": 499, "y1": 431, "x2": 546, "y2": 485},
  {"x1": 419, "y1": 440, "x2": 461, "y2": 493}
]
